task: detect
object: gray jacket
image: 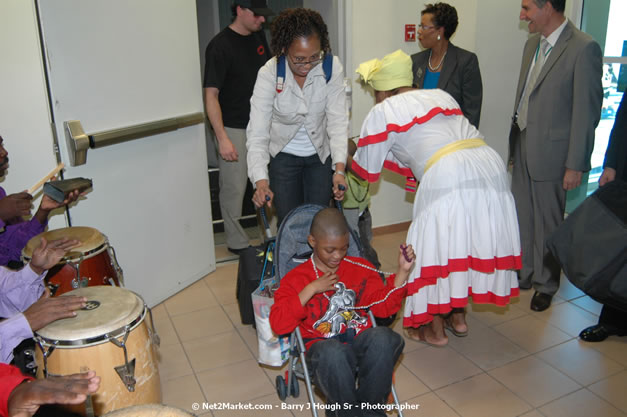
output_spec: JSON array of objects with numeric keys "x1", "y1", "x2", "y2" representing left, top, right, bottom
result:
[{"x1": 509, "y1": 20, "x2": 603, "y2": 181}]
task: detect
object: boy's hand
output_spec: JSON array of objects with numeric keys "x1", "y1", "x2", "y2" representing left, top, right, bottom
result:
[
  {"x1": 310, "y1": 272, "x2": 339, "y2": 294},
  {"x1": 30, "y1": 237, "x2": 80, "y2": 275},
  {"x1": 299, "y1": 272, "x2": 340, "y2": 306},
  {"x1": 398, "y1": 244, "x2": 416, "y2": 271},
  {"x1": 394, "y1": 244, "x2": 415, "y2": 287}
]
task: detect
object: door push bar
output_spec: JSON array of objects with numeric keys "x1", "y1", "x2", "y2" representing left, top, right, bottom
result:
[{"x1": 64, "y1": 113, "x2": 205, "y2": 166}]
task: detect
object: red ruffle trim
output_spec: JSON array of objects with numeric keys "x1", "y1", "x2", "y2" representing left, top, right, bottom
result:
[
  {"x1": 351, "y1": 159, "x2": 416, "y2": 183},
  {"x1": 357, "y1": 107, "x2": 464, "y2": 147},
  {"x1": 351, "y1": 106, "x2": 463, "y2": 183},
  {"x1": 406, "y1": 254, "x2": 522, "y2": 295},
  {"x1": 402, "y1": 287, "x2": 521, "y2": 327}
]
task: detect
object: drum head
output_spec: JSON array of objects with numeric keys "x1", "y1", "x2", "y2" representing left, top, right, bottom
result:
[
  {"x1": 36, "y1": 286, "x2": 145, "y2": 346},
  {"x1": 22, "y1": 226, "x2": 106, "y2": 260},
  {"x1": 103, "y1": 404, "x2": 195, "y2": 416}
]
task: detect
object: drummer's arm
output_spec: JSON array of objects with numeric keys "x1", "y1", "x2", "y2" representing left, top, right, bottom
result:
[
  {"x1": 0, "y1": 266, "x2": 44, "y2": 363},
  {"x1": 0, "y1": 264, "x2": 46, "y2": 314},
  {"x1": 0, "y1": 364, "x2": 33, "y2": 417},
  {"x1": 0, "y1": 314, "x2": 36, "y2": 364}
]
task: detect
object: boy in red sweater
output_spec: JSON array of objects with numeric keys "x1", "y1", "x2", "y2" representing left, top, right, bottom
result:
[{"x1": 270, "y1": 208, "x2": 415, "y2": 417}]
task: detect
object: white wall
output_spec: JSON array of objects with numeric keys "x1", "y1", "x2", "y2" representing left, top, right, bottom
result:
[
  {"x1": 347, "y1": 0, "x2": 478, "y2": 228},
  {"x1": 347, "y1": 0, "x2": 530, "y2": 228},
  {"x1": 475, "y1": 0, "x2": 530, "y2": 158},
  {"x1": 0, "y1": 1, "x2": 66, "y2": 229}
]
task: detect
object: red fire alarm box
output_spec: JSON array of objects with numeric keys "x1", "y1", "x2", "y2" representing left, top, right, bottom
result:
[{"x1": 405, "y1": 24, "x2": 416, "y2": 42}]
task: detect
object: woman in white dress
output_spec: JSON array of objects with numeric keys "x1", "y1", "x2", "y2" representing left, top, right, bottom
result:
[{"x1": 353, "y1": 50, "x2": 521, "y2": 346}]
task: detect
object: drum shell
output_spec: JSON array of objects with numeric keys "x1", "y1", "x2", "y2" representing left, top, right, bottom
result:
[
  {"x1": 103, "y1": 404, "x2": 196, "y2": 416},
  {"x1": 35, "y1": 318, "x2": 161, "y2": 416},
  {"x1": 22, "y1": 227, "x2": 122, "y2": 296}
]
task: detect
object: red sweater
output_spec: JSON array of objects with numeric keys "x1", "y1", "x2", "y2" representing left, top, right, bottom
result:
[
  {"x1": 270, "y1": 257, "x2": 406, "y2": 348},
  {"x1": 0, "y1": 364, "x2": 32, "y2": 417}
]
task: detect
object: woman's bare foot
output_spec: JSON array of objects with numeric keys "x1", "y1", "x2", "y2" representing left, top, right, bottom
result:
[
  {"x1": 405, "y1": 319, "x2": 448, "y2": 347},
  {"x1": 444, "y1": 309, "x2": 468, "y2": 337}
]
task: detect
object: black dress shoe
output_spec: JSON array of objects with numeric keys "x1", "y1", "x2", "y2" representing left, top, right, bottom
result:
[
  {"x1": 227, "y1": 246, "x2": 251, "y2": 255},
  {"x1": 579, "y1": 324, "x2": 611, "y2": 342},
  {"x1": 530, "y1": 291, "x2": 552, "y2": 312}
]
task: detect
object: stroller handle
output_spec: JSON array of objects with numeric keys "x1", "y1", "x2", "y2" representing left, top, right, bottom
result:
[
  {"x1": 335, "y1": 184, "x2": 346, "y2": 212},
  {"x1": 260, "y1": 197, "x2": 272, "y2": 240}
]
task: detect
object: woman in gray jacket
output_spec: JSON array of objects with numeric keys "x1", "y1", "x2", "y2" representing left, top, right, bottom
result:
[{"x1": 247, "y1": 8, "x2": 347, "y2": 225}]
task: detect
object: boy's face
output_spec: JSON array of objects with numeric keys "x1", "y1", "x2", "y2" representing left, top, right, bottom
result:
[{"x1": 308, "y1": 232, "x2": 349, "y2": 273}]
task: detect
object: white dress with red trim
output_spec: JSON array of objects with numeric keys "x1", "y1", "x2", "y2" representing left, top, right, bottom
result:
[{"x1": 352, "y1": 89, "x2": 521, "y2": 327}]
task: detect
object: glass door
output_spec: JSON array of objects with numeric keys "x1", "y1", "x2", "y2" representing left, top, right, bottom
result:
[{"x1": 567, "y1": 0, "x2": 626, "y2": 212}]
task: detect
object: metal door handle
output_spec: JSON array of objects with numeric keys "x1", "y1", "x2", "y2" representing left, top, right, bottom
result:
[{"x1": 64, "y1": 113, "x2": 204, "y2": 166}]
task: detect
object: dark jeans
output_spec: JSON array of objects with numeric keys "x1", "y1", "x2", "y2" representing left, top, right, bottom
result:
[
  {"x1": 305, "y1": 327, "x2": 404, "y2": 417},
  {"x1": 269, "y1": 152, "x2": 333, "y2": 225}
]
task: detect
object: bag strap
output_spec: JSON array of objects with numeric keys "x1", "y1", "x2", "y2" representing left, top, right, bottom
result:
[
  {"x1": 276, "y1": 55, "x2": 286, "y2": 93},
  {"x1": 276, "y1": 53, "x2": 333, "y2": 93},
  {"x1": 322, "y1": 53, "x2": 333, "y2": 82}
]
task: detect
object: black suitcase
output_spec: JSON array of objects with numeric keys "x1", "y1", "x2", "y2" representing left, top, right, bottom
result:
[
  {"x1": 235, "y1": 242, "x2": 274, "y2": 326},
  {"x1": 547, "y1": 180, "x2": 627, "y2": 312},
  {"x1": 235, "y1": 207, "x2": 274, "y2": 326}
]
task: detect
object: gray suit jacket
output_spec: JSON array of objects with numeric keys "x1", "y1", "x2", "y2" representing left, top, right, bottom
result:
[
  {"x1": 411, "y1": 43, "x2": 483, "y2": 128},
  {"x1": 509, "y1": 20, "x2": 603, "y2": 181}
]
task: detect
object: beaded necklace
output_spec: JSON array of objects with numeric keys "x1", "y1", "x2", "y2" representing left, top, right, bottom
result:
[
  {"x1": 310, "y1": 254, "x2": 407, "y2": 310},
  {"x1": 428, "y1": 48, "x2": 447, "y2": 72}
]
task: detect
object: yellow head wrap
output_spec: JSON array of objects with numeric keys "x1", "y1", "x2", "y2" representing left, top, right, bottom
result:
[{"x1": 356, "y1": 49, "x2": 413, "y2": 92}]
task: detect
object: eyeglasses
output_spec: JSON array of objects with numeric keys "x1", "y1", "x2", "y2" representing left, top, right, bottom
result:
[
  {"x1": 418, "y1": 24, "x2": 436, "y2": 30},
  {"x1": 288, "y1": 52, "x2": 323, "y2": 67}
]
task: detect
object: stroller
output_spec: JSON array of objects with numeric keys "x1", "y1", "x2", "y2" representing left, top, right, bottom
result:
[{"x1": 265, "y1": 204, "x2": 404, "y2": 417}]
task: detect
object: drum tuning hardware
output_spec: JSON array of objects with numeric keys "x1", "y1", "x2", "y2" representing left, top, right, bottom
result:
[
  {"x1": 109, "y1": 325, "x2": 137, "y2": 392},
  {"x1": 147, "y1": 307, "x2": 161, "y2": 347},
  {"x1": 47, "y1": 283, "x2": 60, "y2": 297},
  {"x1": 108, "y1": 245, "x2": 125, "y2": 286},
  {"x1": 35, "y1": 338, "x2": 57, "y2": 378}
]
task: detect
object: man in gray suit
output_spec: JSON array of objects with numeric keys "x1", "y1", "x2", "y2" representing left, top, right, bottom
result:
[{"x1": 509, "y1": 0, "x2": 602, "y2": 311}]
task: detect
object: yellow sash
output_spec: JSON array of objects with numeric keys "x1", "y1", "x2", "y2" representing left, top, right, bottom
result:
[{"x1": 424, "y1": 138, "x2": 487, "y2": 174}]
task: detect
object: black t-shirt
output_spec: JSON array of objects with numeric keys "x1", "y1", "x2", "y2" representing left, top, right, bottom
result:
[{"x1": 203, "y1": 27, "x2": 271, "y2": 129}]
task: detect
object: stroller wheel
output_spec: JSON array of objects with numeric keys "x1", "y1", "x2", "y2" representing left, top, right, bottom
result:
[
  {"x1": 290, "y1": 375, "x2": 299, "y2": 398},
  {"x1": 276, "y1": 375, "x2": 287, "y2": 401}
]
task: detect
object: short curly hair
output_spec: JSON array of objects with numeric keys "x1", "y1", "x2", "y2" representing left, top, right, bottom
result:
[
  {"x1": 270, "y1": 8, "x2": 331, "y2": 57},
  {"x1": 421, "y1": 2, "x2": 458, "y2": 40}
]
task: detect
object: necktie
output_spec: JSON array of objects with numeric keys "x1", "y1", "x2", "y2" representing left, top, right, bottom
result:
[{"x1": 517, "y1": 38, "x2": 549, "y2": 130}]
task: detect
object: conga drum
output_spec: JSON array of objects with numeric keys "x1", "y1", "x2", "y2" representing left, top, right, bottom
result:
[
  {"x1": 22, "y1": 226, "x2": 123, "y2": 296},
  {"x1": 103, "y1": 404, "x2": 196, "y2": 416},
  {"x1": 34, "y1": 286, "x2": 161, "y2": 416}
]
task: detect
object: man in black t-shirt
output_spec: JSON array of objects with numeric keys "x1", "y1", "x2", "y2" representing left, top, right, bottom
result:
[{"x1": 203, "y1": 0, "x2": 273, "y2": 254}]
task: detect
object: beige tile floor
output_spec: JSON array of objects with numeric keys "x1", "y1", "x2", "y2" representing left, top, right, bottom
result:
[{"x1": 154, "y1": 230, "x2": 627, "y2": 417}]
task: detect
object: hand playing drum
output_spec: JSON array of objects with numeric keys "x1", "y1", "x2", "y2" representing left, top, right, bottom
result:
[
  {"x1": 29, "y1": 237, "x2": 80, "y2": 275},
  {"x1": 7, "y1": 370, "x2": 100, "y2": 417},
  {"x1": 22, "y1": 227, "x2": 124, "y2": 296},
  {"x1": 23, "y1": 290, "x2": 87, "y2": 332}
]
